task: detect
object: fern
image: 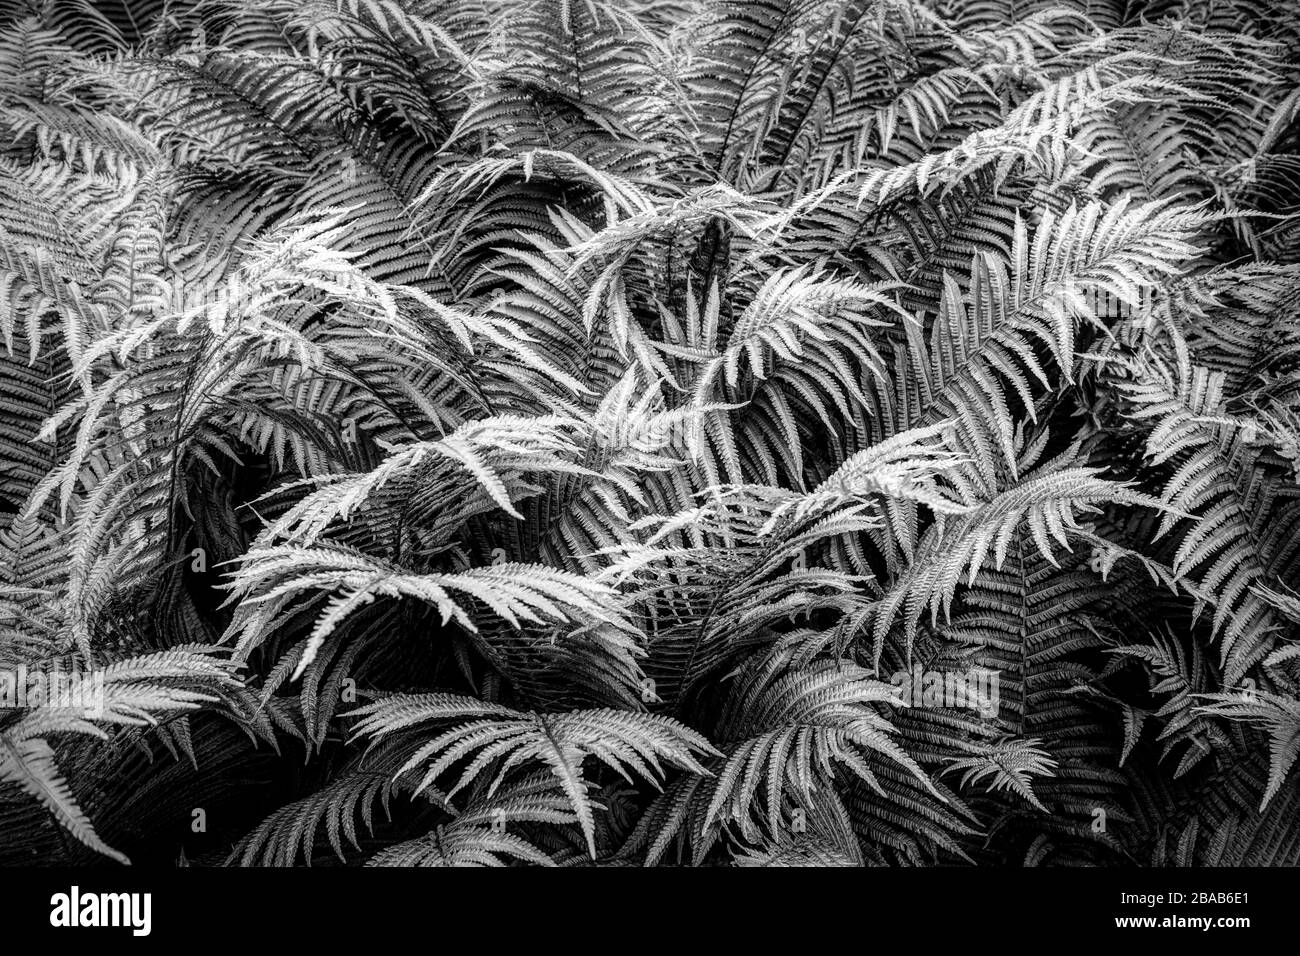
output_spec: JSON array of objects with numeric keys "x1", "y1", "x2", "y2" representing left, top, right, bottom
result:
[{"x1": 1, "y1": 0, "x2": 1299, "y2": 869}]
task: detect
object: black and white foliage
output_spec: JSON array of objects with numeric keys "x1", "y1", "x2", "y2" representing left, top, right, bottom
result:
[{"x1": 1, "y1": 0, "x2": 1299, "y2": 867}]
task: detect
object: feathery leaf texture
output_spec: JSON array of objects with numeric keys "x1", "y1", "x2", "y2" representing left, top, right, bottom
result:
[{"x1": 0, "y1": 0, "x2": 1298, "y2": 866}]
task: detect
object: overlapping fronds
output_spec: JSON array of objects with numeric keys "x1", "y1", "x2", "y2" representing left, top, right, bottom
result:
[{"x1": 2, "y1": 0, "x2": 1298, "y2": 867}]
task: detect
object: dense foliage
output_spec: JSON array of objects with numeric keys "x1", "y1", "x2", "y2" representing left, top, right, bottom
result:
[{"x1": 2, "y1": 0, "x2": 1299, "y2": 867}]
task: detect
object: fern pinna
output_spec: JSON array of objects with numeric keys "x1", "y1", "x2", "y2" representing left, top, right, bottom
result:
[{"x1": 1, "y1": 0, "x2": 1299, "y2": 867}]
